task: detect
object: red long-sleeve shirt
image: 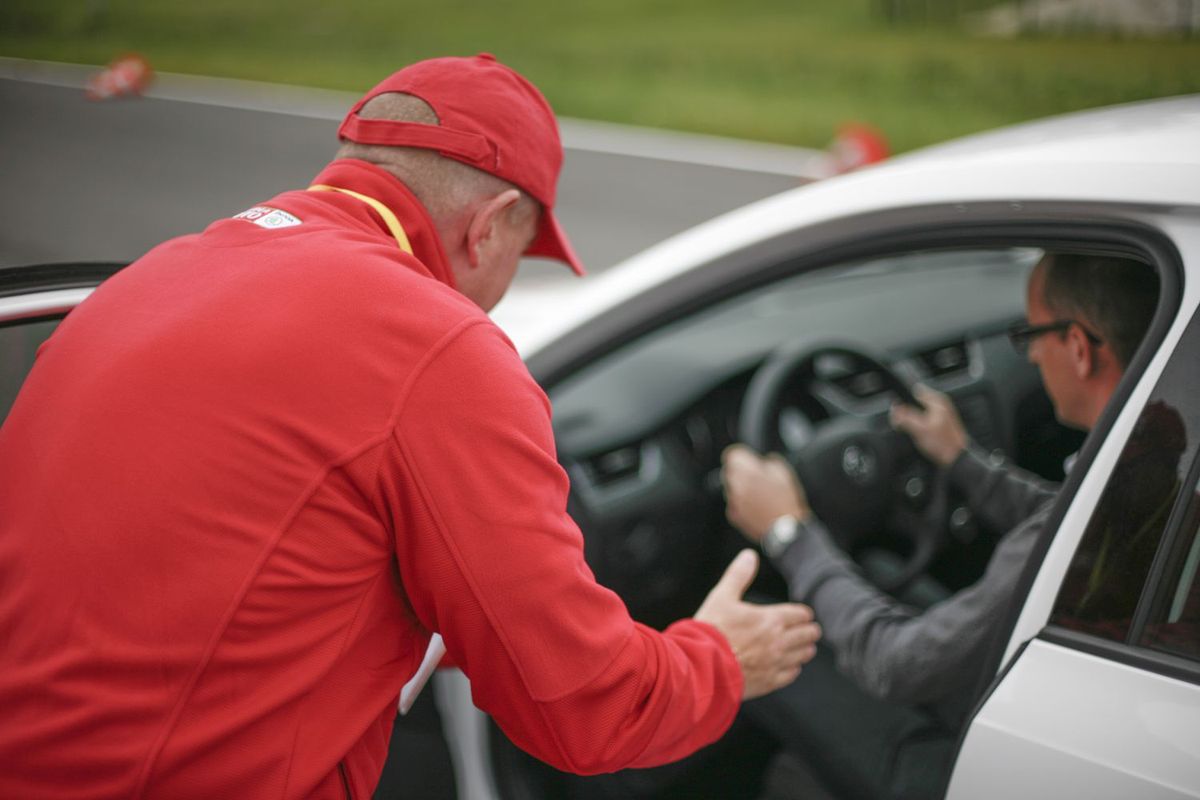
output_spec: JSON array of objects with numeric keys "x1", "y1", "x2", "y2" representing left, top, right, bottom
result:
[{"x1": 0, "y1": 159, "x2": 741, "y2": 798}]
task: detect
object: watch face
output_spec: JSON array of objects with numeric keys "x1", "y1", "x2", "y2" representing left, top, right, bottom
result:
[{"x1": 765, "y1": 516, "x2": 798, "y2": 557}]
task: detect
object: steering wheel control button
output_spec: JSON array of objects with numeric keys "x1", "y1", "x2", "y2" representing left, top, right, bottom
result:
[
  {"x1": 763, "y1": 515, "x2": 800, "y2": 559},
  {"x1": 949, "y1": 506, "x2": 977, "y2": 544},
  {"x1": 904, "y1": 476, "x2": 925, "y2": 500},
  {"x1": 841, "y1": 443, "x2": 878, "y2": 486}
]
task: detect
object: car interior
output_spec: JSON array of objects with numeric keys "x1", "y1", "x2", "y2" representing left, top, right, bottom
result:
[{"x1": 487, "y1": 244, "x2": 1102, "y2": 800}]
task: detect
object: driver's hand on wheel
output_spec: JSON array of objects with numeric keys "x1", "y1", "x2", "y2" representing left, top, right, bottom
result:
[
  {"x1": 695, "y1": 549, "x2": 821, "y2": 699},
  {"x1": 721, "y1": 444, "x2": 811, "y2": 542},
  {"x1": 889, "y1": 384, "x2": 967, "y2": 467}
]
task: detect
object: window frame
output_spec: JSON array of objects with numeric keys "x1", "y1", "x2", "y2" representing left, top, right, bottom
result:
[{"x1": 1135, "y1": 446, "x2": 1200, "y2": 661}]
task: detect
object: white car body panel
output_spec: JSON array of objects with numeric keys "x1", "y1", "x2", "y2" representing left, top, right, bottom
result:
[{"x1": 947, "y1": 640, "x2": 1200, "y2": 799}]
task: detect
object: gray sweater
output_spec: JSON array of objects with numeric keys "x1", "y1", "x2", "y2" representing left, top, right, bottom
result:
[{"x1": 775, "y1": 445, "x2": 1058, "y2": 724}]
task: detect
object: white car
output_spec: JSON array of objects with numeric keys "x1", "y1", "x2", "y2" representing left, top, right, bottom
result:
[{"x1": 3, "y1": 95, "x2": 1198, "y2": 800}]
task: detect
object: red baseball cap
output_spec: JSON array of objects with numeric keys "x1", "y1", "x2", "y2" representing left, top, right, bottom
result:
[{"x1": 339, "y1": 53, "x2": 585, "y2": 276}]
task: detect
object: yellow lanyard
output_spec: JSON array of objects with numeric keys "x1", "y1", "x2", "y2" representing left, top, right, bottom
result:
[{"x1": 308, "y1": 184, "x2": 414, "y2": 255}]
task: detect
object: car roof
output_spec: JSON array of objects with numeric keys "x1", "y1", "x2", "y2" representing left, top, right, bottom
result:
[{"x1": 891, "y1": 93, "x2": 1200, "y2": 170}]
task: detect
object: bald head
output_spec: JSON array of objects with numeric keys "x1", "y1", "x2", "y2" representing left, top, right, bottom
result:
[{"x1": 335, "y1": 92, "x2": 539, "y2": 232}]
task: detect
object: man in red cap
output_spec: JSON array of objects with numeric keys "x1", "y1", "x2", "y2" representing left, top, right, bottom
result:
[{"x1": 0, "y1": 54, "x2": 819, "y2": 799}]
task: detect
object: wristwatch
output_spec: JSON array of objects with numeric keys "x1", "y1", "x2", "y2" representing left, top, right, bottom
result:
[{"x1": 762, "y1": 514, "x2": 801, "y2": 559}]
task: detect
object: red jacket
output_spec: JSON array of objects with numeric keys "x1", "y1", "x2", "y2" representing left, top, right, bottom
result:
[{"x1": 0, "y1": 159, "x2": 741, "y2": 798}]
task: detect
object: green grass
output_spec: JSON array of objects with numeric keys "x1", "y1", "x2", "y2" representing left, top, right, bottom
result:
[{"x1": 2, "y1": 0, "x2": 1198, "y2": 152}]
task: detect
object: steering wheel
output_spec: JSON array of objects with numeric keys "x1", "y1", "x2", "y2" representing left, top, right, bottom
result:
[{"x1": 738, "y1": 341, "x2": 949, "y2": 592}]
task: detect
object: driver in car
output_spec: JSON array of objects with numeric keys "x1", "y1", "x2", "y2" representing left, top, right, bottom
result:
[{"x1": 721, "y1": 252, "x2": 1160, "y2": 799}]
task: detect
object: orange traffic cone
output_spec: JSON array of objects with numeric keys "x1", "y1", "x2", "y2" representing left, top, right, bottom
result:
[
  {"x1": 827, "y1": 123, "x2": 890, "y2": 175},
  {"x1": 85, "y1": 54, "x2": 154, "y2": 100}
]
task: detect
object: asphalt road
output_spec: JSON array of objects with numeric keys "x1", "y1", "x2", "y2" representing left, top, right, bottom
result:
[{"x1": 0, "y1": 64, "x2": 818, "y2": 294}]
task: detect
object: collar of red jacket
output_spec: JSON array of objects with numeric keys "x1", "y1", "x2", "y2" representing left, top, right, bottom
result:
[{"x1": 307, "y1": 158, "x2": 456, "y2": 289}]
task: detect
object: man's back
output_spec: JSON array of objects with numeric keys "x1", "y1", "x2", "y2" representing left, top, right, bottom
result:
[{"x1": 0, "y1": 191, "x2": 478, "y2": 798}]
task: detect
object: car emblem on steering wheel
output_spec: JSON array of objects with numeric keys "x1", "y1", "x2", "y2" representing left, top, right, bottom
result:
[{"x1": 841, "y1": 444, "x2": 877, "y2": 485}]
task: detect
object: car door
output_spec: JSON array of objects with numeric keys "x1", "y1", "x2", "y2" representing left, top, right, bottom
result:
[{"x1": 947, "y1": 257, "x2": 1200, "y2": 799}]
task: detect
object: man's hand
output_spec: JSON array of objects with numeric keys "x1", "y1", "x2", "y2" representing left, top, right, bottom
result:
[
  {"x1": 695, "y1": 549, "x2": 821, "y2": 699},
  {"x1": 888, "y1": 384, "x2": 967, "y2": 467},
  {"x1": 721, "y1": 444, "x2": 810, "y2": 542}
]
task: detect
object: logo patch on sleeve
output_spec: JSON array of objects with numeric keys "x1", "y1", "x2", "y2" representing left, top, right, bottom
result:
[{"x1": 233, "y1": 206, "x2": 302, "y2": 229}]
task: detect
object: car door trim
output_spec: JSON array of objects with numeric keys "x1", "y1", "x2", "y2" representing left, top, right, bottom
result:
[
  {"x1": 0, "y1": 262, "x2": 123, "y2": 299},
  {"x1": 1039, "y1": 625, "x2": 1200, "y2": 686},
  {"x1": 0, "y1": 287, "x2": 93, "y2": 325}
]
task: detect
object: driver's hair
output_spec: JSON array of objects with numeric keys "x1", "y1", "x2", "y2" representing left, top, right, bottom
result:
[
  {"x1": 335, "y1": 92, "x2": 539, "y2": 231},
  {"x1": 1039, "y1": 253, "x2": 1160, "y2": 369}
]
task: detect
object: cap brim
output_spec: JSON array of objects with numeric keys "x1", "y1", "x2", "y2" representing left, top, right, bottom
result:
[{"x1": 525, "y1": 210, "x2": 586, "y2": 276}]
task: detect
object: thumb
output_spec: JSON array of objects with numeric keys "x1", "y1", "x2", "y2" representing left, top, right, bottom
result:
[{"x1": 713, "y1": 549, "x2": 759, "y2": 601}]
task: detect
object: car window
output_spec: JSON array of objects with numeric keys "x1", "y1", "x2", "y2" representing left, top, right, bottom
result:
[
  {"x1": 0, "y1": 318, "x2": 61, "y2": 424},
  {"x1": 1049, "y1": 303, "x2": 1200, "y2": 651}
]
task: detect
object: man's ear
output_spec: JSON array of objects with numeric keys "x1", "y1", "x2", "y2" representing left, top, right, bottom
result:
[
  {"x1": 1068, "y1": 323, "x2": 1097, "y2": 378},
  {"x1": 466, "y1": 189, "x2": 522, "y2": 269}
]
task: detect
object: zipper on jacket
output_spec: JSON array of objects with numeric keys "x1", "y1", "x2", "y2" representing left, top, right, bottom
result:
[{"x1": 338, "y1": 761, "x2": 353, "y2": 800}]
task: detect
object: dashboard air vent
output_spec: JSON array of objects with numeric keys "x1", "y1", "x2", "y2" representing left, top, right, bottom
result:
[
  {"x1": 830, "y1": 368, "x2": 888, "y2": 399},
  {"x1": 585, "y1": 445, "x2": 641, "y2": 486},
  {"x1": 916, "y1": 341, "x2": 969, "y2": 378}
]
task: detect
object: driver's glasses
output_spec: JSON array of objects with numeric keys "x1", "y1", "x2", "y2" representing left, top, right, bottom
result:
[{"x1": 1007, "y1": 319, "x2": 1102, "y2": 356}]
